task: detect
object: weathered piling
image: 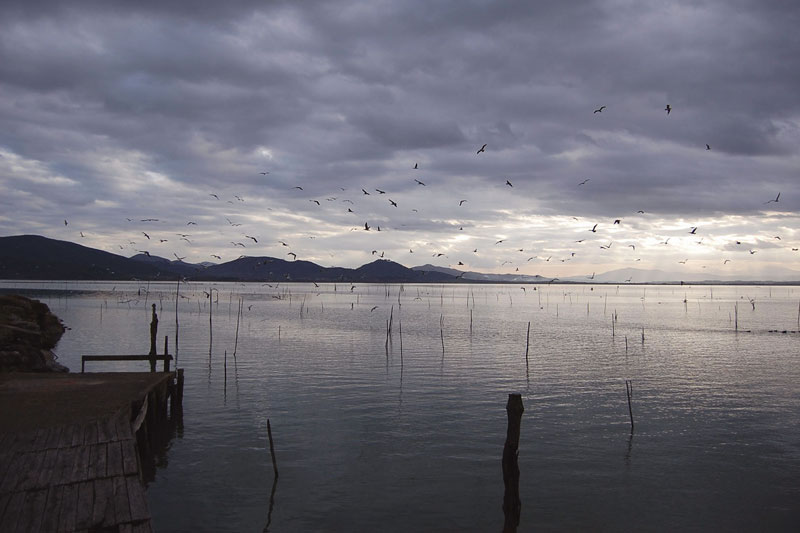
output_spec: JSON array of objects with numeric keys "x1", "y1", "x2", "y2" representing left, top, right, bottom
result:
[
  {"x1": 267, "y1": 419, "x2": 279, "y2": 479},
  {"x1": 625, "y1": 380, "x2": 634, "y2": 433},
  {"x1": 149, "y1": 304, "x2": 158, "y2": 372},
  {"x1": 524, "y1": 321, "x2": 531, "y2": 362},
  {"x1": 502, "y1": 393, "x2": 524, "y2": 532}
]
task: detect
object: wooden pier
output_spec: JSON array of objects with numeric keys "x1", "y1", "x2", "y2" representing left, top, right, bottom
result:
[{"x1": 0, "y1": 371, "x2": 183, "y2": 532}]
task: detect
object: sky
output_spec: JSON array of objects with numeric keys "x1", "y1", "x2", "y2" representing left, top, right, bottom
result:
[{"x1": 1, "y1": 0, "x2": 799, "y2": 280}]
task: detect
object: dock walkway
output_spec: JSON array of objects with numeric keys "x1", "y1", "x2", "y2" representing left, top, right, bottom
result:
[{"x1": 0, "y1": 372, "x2": 180, "y2": 532}]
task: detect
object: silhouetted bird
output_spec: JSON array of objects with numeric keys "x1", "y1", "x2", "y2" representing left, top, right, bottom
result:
[
  {"x1": 362, "y1": 189, "x2": 370, "y2": 195},
  {"x1": 459, "y1": 200, "x2": 467, "y2": 206},
  {"x1": 665, "y1": 104, "x2": 671, "y2": 115},
  {"x1": 764, "y1": 192, "x2": 780, "y2": 204},
  {"x1": 375, "y1": 189, "x2": 386, "y2": 194},
  {"x1": 706, "y1": 144, "x2": 711, "y2": 150},
  {"x1": 506, "y1": 180, "x2": 513, "y2": 187},
  {"x1": 414, "y1": 179, "x2": 425, "y2": 186},
  {"x1": 389, "y1": 199, "x2": 397, "y2": 207},
  {"x1": 288, "y1": 252, "x2": 297, "y2": 259},
  {"x1": 593, "y1": 106, "x2": 606, "y2": 113},
  {"x1": 578, "y1": 179, "x2": 590, "y2": 186},
  {"x1": 209, "y1": 193, "x2": 219, "y2": 199},
  {"x1": 414, "y1": 163, "x2": 418, "y2": 169},
  {"x1": 477, "y1": 144, "x2": 487, "y2": 154}
]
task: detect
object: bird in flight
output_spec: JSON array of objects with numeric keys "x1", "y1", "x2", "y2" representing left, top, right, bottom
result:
[
  {"x1": 375, "y1": 189, "x2": 386, "y2": 194},
  {"x1": 506, "y1": 179, "x2": 513, "y2": 187},
  {"x1": 138, "y1": 250, "x2": 150, "y2": 257},
  {"x1": 278, "y1": 240, "x2": 288, "y2": 246},
  {"x1": 364, "y1": 222, "x2": 370, "y2": 231},
  {"x1": 590, "y1": 224, "x2": 598, "y2": 232},
  {"x1": 209, "y1": 193, "x2": 219, "y2": 199},
  {"x1": 211, "y1": 254, "x2": 221, "y2": 260},
  {"x1": 174, "y1": 253, "x2": 186, "y2": 261},
  {"x1": 706, "y1": 144, "x2": 711, "y2": 150},
  {"x1": 495, "y1": 240, "x2": 504, "y2": 245},
  {"x1": 245, "y1": 235, "x2": 258, "y2": 243},
  {"x1": 477, "y1": 144, "x2": 487, "y2": 154},
  {"x1": 389, "y1": 199, "x2": 398, "y2": 207},
  {"x1": 764, "y1": 192, "x2": 780, "y2": 204},
  {"x1": 187, "y1": 221, "x2": 197, "y2": 225},
  {"x1": 142, "y1": 232, "x2": 150, "y2": 239},
  {"x1": 665, "y1": 104, "x2": 671, "y2": 115},
  {"x1": 593, "y1": 106, "x2": 606, "y2": 114},
  {"x1": 459, "y1": 200, "x2": 467, "y2": 206},
  {"x1": 723, "y1": 259, "x2": 731, "y2": 264},
  {"x1": 628, "y1": 244, "x2": 636, "y2": 250},
  {"x1": 293, "y1": 186, "x2": 304, "y2": 190},
  {"x1": 260, "y1": 171, "x2": 269, "y2": 175},
  {"x1": 362, "y1": 189, "x2": 370, "y2": 195},
  {"x1": 310, "y1": 200, "x2": 320, "y2": 205},
  {"x1": 414, "y1": 163, "x2": 418, "y2": 169},
  {"x1": 578, "y1": 179, "x2": 590, "y2": 186},
  {"x1": 287, "y1": 252, "x2": 297, "y2": 260},
  {"x1": 414, "y1": 179, "x2": 426, "y2": 186},
  {"x1": 689, "y1": 227, "x2": 698, "y2": 234},
  {"x1": 231, "y1": 242, "x2": 245, "y2": 247},
  {"x1": 613, "y1": 219, "x2": 621, "y2": 224}
]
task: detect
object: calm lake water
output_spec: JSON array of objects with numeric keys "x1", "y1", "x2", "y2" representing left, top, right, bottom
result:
[{"x1": 3, "y1": 281, "x2": 800, "y2": 531}]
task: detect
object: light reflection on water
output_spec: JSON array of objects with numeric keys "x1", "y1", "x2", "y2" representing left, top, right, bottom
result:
[{"x1": 3, "y1": 281, "x2": 800, "y2": 531}]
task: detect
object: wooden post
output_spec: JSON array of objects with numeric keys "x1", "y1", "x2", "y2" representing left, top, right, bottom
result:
[
  {"x1": 502, "y1": 393, "x2": 524, "y2": 532},
  {"x1": 149, "y1": 304, "x2": 158, "y2": 372},
  {"x1": 267, "y1": 419, "x2": 279, "y2": 479},
  {"x1": 625, "y1": 380, "x2": 634, "y2": 433},
  {"x1": 164, "y1": 335, "x2": 170, "y2": 372}
]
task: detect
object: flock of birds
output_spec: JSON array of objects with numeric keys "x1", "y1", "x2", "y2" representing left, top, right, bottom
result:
[{"x1": 60, "y1": 103, "x2": 796, "y2": 281}]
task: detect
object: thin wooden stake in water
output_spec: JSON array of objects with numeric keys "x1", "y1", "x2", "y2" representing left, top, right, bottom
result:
[
  {"x1": 149, "y1": 304, "x2": 158, "y2": 372},
  {"x1": 174, "y1": 278, "x2": 180, "y2": 367},
  {"x1": 625, "y1": 380, "x2": 634, "y2": 433},
  {"x1": 440, "y1": 314, "x2": 445, "y2": 354},
  {"x1": 502, "y1": 393, "x2": 524, "y2": 532},
  {"x1": 525, "y1": 321, "x2": 531, "y2": 361},
  {"x1": 735, "y1": 302, "x2": 738, "y2": 332},
  {"x1": 233, "y1": 297, "x2": 243, "y2": 359},
  {"x1": 267, "y1": 419, "x2": 279, "y2": 478}
]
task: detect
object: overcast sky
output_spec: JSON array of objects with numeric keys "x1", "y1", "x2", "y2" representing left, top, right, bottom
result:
[{"x1": 1, "y1": 0, "x2": 798, "y2": 279}]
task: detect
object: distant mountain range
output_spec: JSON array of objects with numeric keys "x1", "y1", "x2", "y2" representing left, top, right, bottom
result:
[
  {"x1": 1, "y1": 235, "x2": 797, "y2": 284},
  {"x1": 0, "y1": 235, "x2": 456, "y2": 283}
]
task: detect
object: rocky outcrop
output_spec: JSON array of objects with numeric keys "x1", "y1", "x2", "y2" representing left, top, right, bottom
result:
[{"x1": 0, "y1": 294, "x2": 69, "y2": 372}]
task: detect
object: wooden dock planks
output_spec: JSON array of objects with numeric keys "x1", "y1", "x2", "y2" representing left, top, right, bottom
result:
[{"x1": 0, "y1": 371, "x2": 181, "y2": 532}]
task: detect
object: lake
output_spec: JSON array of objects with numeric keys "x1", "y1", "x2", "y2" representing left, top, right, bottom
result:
[{"x1": 3, "y1": 281, "x2": 799, "y2": 531}]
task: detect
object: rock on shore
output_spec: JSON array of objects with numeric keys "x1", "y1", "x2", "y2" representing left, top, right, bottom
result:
[{"x1": 0, "y1": 294, "x2": 69, "y2": 372}]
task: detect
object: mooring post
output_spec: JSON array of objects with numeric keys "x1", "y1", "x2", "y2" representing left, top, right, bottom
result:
[
  {"x1": 149, "y1": 304, "x2": 158, "y2": 372},
  {"x1": 502, "y1": 393, "x2": 524, "y2": 532},
  {"x1": 164, "y1": 335, "x2": 170, "y2": 372}
]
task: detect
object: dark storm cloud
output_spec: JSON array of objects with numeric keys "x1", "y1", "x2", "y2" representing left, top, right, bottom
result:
[{"x1": 1, "y1": 0, "x2": 798, "y2": 275}]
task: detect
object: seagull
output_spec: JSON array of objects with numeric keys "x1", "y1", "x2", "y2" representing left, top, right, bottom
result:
[
  {"x1": 749, "y1": 250, "x2": 757, "y2": 254},
  {"x1": 362, "y1": 189, "x2": 370, "y2": 195},
  {"x1": 64, "y1": 219, "x2": 68, "y2": 226},
  {"x1": 414, "y1": 179, "x2": 426, "y2": 186},
  {"x1": 231, "y1": 242, "x2": 245, "y2": 247},
  {"x1": 389, "y1": 199, "x2": 397, "y2": 207},
  {"x1": 495, "y1": 240, "x2": 504, "y2": 245},
  {"x1": 142, "y1": 232, "x2": 150, "y2": 239},
  {"x1": 689, "y1": 227, "x2": 697, "y2": 234},
  {"x1": 506, "y1": 179, "x2": 513, "y2": 187},
  {"x1": 477, "y1": 144, "x2": 487, "y2": 154},
  {"x1": 370, "y1": 306, "x2": 379, "y2": 312},
  {"x1": 665, "y1": 104, "x2": 671, "y2": 115},
  {"x1": 587, "y1": 272, "x2": 595, "y2": 279},
  {"x1": 365, "y1": 222, "x2": 371, "y2": 231},
  {"x1": 575, "y1": 239, "x2": 585, "y2": 243},
  {"x1": 260, "y1": 171, "x2": 269, "y2": 175},
  {"x1": 661, "y1": 238, "x2": 671, "y2": 245},
  {"x1": 578, "y1": 179, "x2": 590, "y2": 186},
  {"x1": 174, "y1": 253, "x2": 186, "y2": 261},
  {"x1": 347, "y1": 208, "x2": 354, "y2": 213},
  {"x1": 590, "y1": 224, "x2": 597, "y2": 232},
  {"x1": 375, "y1": 189, "x2": 386, "y2": 194},
  {"x1": 628, "y1": 244, "x2": 636, "y2": 250},
  {"x1": 414, "y1": 163, "x2": 418, "y2": 169},
  {"x1": 245, "y1": 235, "x2": 258, "y2": 243},
  {"x1": 211, "y1": 254, "x2": 222, "y2": 259},
  {"x1": 234, "y1": 195, "x2": 244, "y2": 202},
  {"x1": 678, "y1": 259, "x2": 687, "y2": 264},
  {"x1": 278, "y1": 240, "x2": 288, "y2": 246},
  {"x1": 138, "y1": 250, "x2": 150, "y2": 256},
  {"x1": 209, "y1": 193, "x2": 219, "y2": 199},
  {"x1": 459, "y1": 200, "x2": 467, "y2": 206},
  {"x1": 293, "y1": 186, "x2": 304, "y2": 190},
  {"x1": 764, "y1": 192, "x2": 780, "y2": 204},
  {"x1": 613, "y1": 219, "x2": 621, "y2": 224},
  {"x1": 159, "y1": 239, "x2": 168, "y2": 243},
  {"x1": 593, "y1": 106, "x2": 606, "y2": 113},
  {"x1": 140, "y1": 218, "x2": 159, "y2": 222},
  {"x1": 288, "y1": 252, "x2": 297, "y2": 259},
  {"x1": 458, "y1": 261, "x2": 464, "y2": 265},
  {"x1": 706, "y1": 144, "x2": 711, "y2": 150},
  {"x1": 723, "y1": 259, "x2": 731, "y2": 264},
  {"x1": 637, "y1": 210, "x2": 645, "y2": 214},
  {"x1": 187, "y1": 221, "x2": 197, "y2": 225},
  {"x1": 600, "y1": 242, "x2": 612, "y2": 249},
  {"x1": 310, "y1": 200, "x2": 320, "y2": 205}
]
